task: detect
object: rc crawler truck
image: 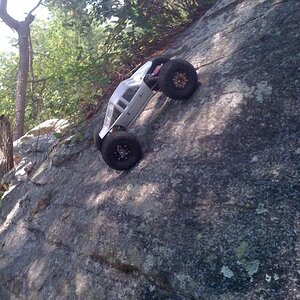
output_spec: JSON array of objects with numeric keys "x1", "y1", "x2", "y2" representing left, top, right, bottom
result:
[{"x1": 94, "y1": 56, "x2": 198, "y2": 170}]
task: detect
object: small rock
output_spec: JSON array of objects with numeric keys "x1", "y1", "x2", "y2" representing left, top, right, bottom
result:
[
  {"x1": 274, "y1": 274, "x2": 280, "y2": 281},
  {"x1": 24, "y1": 162, "x2": 34, "y2": 174},
  {"x1": 15, "y1": 162, "x2": 33, "y2": 182},
  {"x1": 126, "y1": 184, "x2": 134, "y2": 191},
  {"x1": 256, "y1": 204, "x2": 268, "y2": 215},
  {"x1": 149, "y1": 285, "x2": 155, "y2": 292},
  {"x1": 220, "y1": 266, "x2": 234, "y2": 278},
  {"x1": 245, "y1": 260, "x2": 260, "y2": 277},
  {"x1": 245, "y1": 202, "x2": 253, "y2": 208},
  {"x1": 251, "y1": 155, "x2": 258, "y2": 162}
]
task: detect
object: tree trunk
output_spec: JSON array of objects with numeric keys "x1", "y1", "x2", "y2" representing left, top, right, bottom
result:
[
  {"x1": 0, "y1": 115, "x2": 14, "y2": 176},
  {"x1": 14, "y1": 24, "x2": 31, "y2": 140},
  {"x1": 0, "y1": 0, "x2": 42, "y2": 141}
]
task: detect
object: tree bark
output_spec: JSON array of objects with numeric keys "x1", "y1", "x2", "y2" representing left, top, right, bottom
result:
[
  {"x1": 0, "y1": 115, "x2": 14, "y2": 176},
  {"x1": 0, "y1": 0, "x2": 42, "y2": 140},
  {"x1": 14, "y1": 23, "x2": 31, "y2": 139}
]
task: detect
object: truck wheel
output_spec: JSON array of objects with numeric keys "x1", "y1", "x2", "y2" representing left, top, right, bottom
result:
[
  {"x1": 94, "y1": 127, "x2": 103, "y2": 152},
  {"x1": 158, "y1": 59, "x2": 198, "y2": 99},
  {"x1": 101, "y1": 131, "x2": 142, "y2": 170}
]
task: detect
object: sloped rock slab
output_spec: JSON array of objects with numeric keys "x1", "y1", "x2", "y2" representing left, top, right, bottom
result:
[{"x1": 1, "y1": 0, "x2": 300, "y2": 299}]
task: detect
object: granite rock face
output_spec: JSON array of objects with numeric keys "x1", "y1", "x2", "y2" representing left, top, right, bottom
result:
[
  {"x1": 13, "y1": 119, "x2": 69, "y2": 163},
  {"x1": 1, "y1": 119, "x2": 69, "y2": 184},
  {"x1": 0, "y1": 0, "x2": 299, "y2": 299}
]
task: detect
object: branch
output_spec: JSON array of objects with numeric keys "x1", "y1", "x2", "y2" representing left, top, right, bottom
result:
[
  {"x1": 0, "y1": 0, "x2": 19, "y2": 30},
  {"x1": 28, "y1": 0, "x2": 43, "y2": 16},
  {"x1": 25, "y1": 0, "x2": 43, "y2": 25},
  {"x1": 25, "y1": 0, "x2": 42, "y2": 26},
  {"x1": 29, "y1": 29, "x2": 35, "y2": 99},
  {"x1": 27, "y1": 77, "x2": 52, "y2": 84}
]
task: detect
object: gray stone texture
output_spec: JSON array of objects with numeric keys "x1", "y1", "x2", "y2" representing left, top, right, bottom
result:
[{"x1": 0, "y1": 0, "x2": 299, "y2": 299}]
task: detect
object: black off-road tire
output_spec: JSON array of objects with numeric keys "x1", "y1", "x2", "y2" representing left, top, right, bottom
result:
[
  {"x1": 158, "y1": 59, "x2": 198, "y2": 99},
  {"x1": 101, "y1": 131, "x2": 142, "y2": 170}
]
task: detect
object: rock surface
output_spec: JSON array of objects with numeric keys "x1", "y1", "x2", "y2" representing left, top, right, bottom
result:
[
  {"x1": 0, "y1": 0, "x2": 299, "y2": 299},
  {"x1": 1, "y1": 119, "x2": 69, "y2": 184},
  {"x1": 13, "y1": 118, "x2": 69, "y2": 161}
]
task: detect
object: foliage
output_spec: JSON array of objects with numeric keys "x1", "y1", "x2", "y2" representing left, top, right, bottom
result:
[
  {"x1": 46, "y1": 0, "x2": 216, "y2": 66},
  {"x1": 0, "y1": 52, "x2": 17, "y2": 119},
  {"x1": 28, "y1": 14, "x2": 107, "y2": 126},
  {"x1": 0, "y1": 0, "x2": 216, "y2": 132}
]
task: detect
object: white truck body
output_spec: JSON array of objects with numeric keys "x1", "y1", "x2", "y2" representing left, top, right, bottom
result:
[{"x1": 99, "y1": 61, "x2": 155, "y2": 139}]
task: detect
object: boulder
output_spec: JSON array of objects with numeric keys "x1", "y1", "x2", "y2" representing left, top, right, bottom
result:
[
  {"x1": 13, "y1": 119, "x2": 69, "y2": 158},
  {"x1": 0, "y1": 0, "x2": 299, "y2": 299},
  {"x1": 26, "y1": 119, "x2": 69, "y2": 137},
  {"x1": 2, "y1": 119, "x2": 69, "y2": 184}
]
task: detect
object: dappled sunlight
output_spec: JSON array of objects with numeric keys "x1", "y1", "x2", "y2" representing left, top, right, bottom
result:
[
  {"x1": 82, "y1": 156, "x2": 125, "y2": 185},
  {"x1": 42, "y1": 239, "x2": 58, "y2": 253},
  {"x1": 90, "y1": 167, "x2": 120, "y2": 185},
  {"x1": 211, "y1": 31, "x2": 223, "y2": 46},
  {"x1": 0, "y1": 199, "x2": 22, "y2": 235},
  {"x1": 86, "y1": 191, "x2": 103, "y2": 207},
  {"x1": 0, "y1": 220, "x2": 29, "y2": 262},
  {"x1": 27, "y1": 259, "x2": 47, "y2": 290},
  {"x1": 123, "y1": 182, "x2": 159, "y2": 203},
  {"x1": 120, "y1": 182, "x2": 162, "y2": 217},
  {"x1": 194, "y1": 91, "x2": 243, "y2": 134},
  {"x1": 165, "y1": 80, "x2": 246, "y2": 152},
  {"x1": 251, "y1": 162, "x2": 284, "y2": 182},
  {"x1": 75, "y1": 272, "x2": 89, "y2": 296},
  {"x1": 1, "y1": 0, "x2": 299, "y2": 298},
  {"x1": 134, "y1": 93, "x2": 169, "y2": 129},
  {"x1": 135, "y1": 107, "x2": 156, "y2": 128},
  {"x1": 86, "y1": 187, "x2": 115, "y2": 208},
  {"x1": 189, "y1": 0, "x2": 270, "y2": 70},
  {"x1": 46, "y1": 219, "x2": 66, "y2": 245}
]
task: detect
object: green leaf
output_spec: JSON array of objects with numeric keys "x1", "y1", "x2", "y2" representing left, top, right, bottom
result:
[{"x1": 53, "y1": 132, "x2": 62, "y2": 139}]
